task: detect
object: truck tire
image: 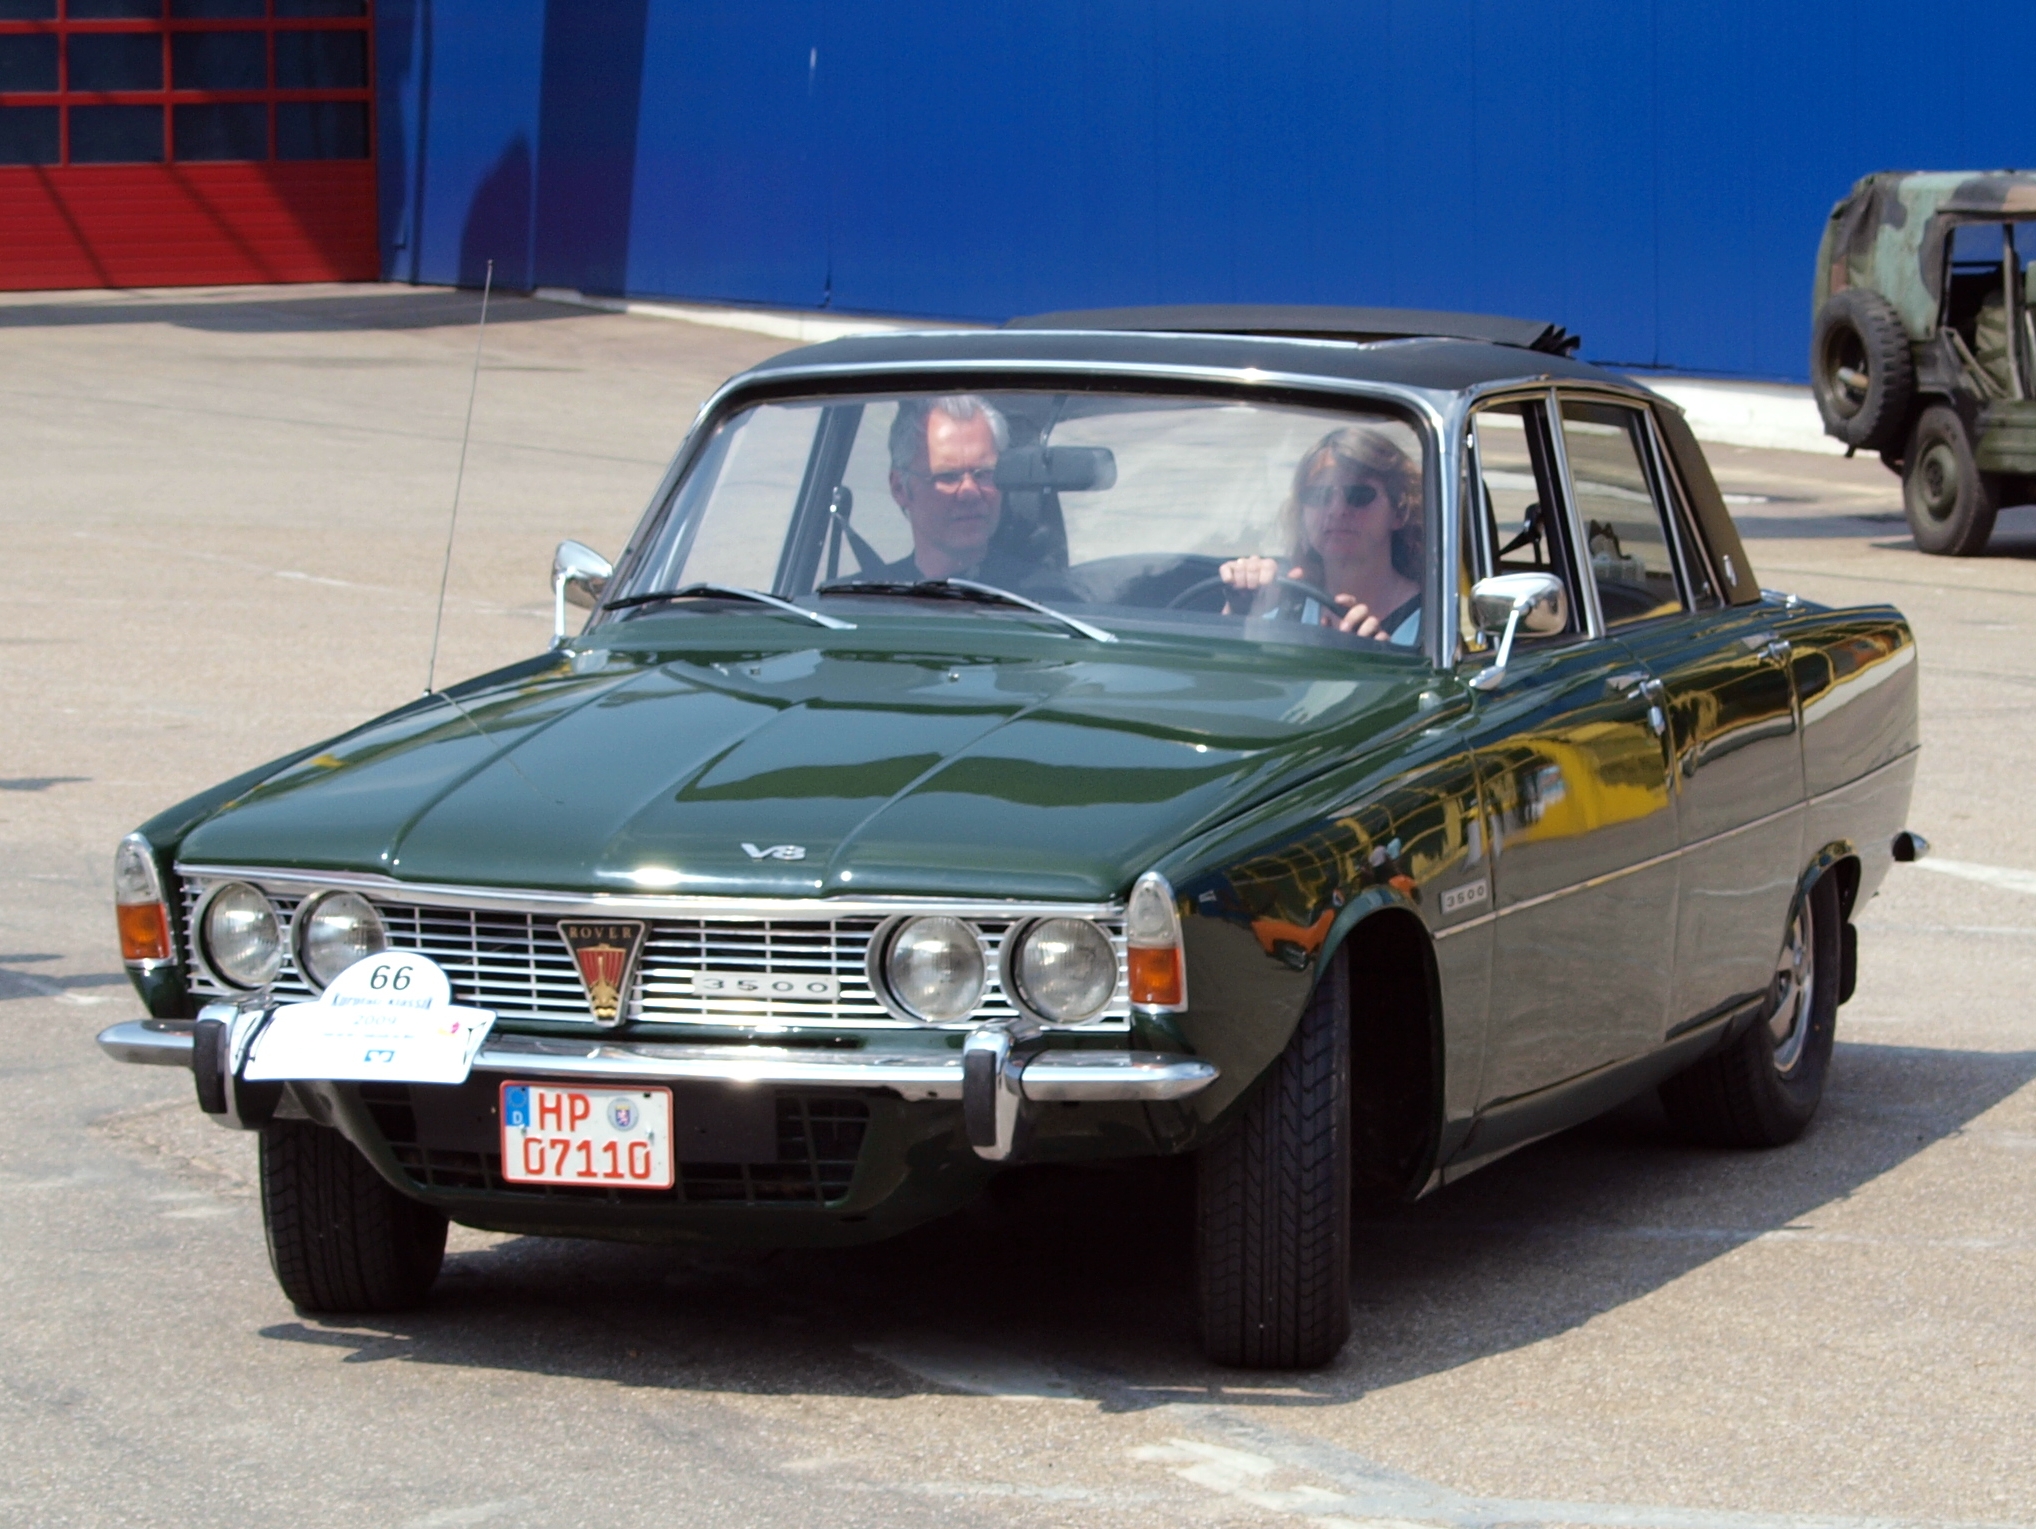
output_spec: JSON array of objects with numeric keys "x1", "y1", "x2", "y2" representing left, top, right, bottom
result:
[
  {"x1": 1903, "y1": 404, "x2": 1999, "y2": 555},
  {"x1": 260, "y1": 1120, "x2": 447, "y2": 1313},
  {"x1": 1196, "y1": 949, "x2": 1351, "y2": 1368},
  {"x1": 1659, "y1": 873, "x2": 1841, "y2": 1148},
  {"x1": 1811, "y1": 289, "x2": 1915, "y2": 452}
]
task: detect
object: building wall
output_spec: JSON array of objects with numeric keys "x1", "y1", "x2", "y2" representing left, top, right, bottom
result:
[{"x1": 372, "y1": 0, "x2": 2036, "y2": 380}]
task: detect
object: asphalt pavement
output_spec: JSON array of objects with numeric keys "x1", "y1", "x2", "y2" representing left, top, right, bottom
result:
[{"x1": 2, "y1": 284, "x2": 2031, "y2": 1529}]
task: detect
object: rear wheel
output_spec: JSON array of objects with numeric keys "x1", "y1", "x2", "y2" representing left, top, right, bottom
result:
[
  {"x1": 260, "y1": 1120, "x2": 447, "y2": 1312},
  {"x1": 1903, "y1": 404, "x2": 1999, "y2": 555},
  {"x1": 1659, "y1": 873, "x2": 1842, "y2": 1148},
  {"x1": 1196, "y1": 951, "x2": 1351, "y2": 1368}
]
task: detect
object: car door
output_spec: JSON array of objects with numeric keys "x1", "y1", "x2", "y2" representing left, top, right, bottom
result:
[
  {"x1": 1561, "y1": 394, "x2": 1805, "y2": 1037},
  {"x1": 1460, "y1": 395, "x2": 1680, "y2": 1111}
]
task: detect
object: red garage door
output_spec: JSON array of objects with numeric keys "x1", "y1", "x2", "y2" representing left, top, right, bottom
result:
[{"x1": 0, "y1": 1, "x2": 376, "y2": 291}]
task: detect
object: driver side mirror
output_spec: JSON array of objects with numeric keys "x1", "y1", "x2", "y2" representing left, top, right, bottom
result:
[
  {"x1": 1467, "y1": 572, "x2": 1567, "y2": 691},
  {"x1": 552, "y1": 540, "x2": 612, "y2": 647}
]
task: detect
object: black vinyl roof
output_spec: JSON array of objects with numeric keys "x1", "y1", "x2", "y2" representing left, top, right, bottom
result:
[
  {"x1": 740, "y1": 323, "x2": 1618, "y2": 395},
  {"x1": 1007, "y1": 303, "x2": 1582, "y2": 356}
]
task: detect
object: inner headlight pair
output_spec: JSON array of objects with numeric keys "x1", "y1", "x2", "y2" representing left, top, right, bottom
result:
[
  {"x1": 877, "y1": 915, "x2": 1116, "y2": 1025},
  {"x1": 200, "y1": 883, "x2": 385, "y2": 990}
]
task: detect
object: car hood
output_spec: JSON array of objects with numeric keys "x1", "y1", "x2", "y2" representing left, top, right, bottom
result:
[{"x1": 178, "y1": 631, "x2": 1436, "y2": 901}]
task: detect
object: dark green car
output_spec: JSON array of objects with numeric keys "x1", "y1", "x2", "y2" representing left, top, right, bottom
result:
[{"x1": 101, "y1": 307, "x2": 1922, "y2": 1368}]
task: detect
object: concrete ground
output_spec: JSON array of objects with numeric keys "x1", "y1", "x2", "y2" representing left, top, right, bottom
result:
[{"x1": 2, "y1": 283, "x2": 2031, "y2": 1529}]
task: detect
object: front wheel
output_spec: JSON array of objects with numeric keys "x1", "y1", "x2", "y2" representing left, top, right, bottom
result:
[
  {"x1": 1195, "y1": 951, "x2": 1351, "y2": 1368},
  {"x1": 1903, "y1": 404, "x2": 1999, "y2": 556},
  {"x1": 1659, "y1": 873, "x2": 1842, "y2": 1148},
  {"x1": 260, "y1": 1120, "x2": 447, "y2": 1312}
]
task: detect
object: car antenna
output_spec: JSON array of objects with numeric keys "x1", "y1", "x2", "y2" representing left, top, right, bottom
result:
[{"x1": 425, "y1": 258, "x2": 493, "y2": 695}]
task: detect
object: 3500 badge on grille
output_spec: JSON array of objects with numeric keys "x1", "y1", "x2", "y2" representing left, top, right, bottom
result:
[{"x1": 689, "y1": 971, "x2": 841, "y2": 1000}]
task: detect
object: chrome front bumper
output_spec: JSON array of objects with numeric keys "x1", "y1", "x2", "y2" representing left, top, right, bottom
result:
[{"x1": 97, "y1": 1018, "x2": 1218, "y2": 1161}]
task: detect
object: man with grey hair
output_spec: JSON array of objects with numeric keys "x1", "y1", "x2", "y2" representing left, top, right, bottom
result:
[{"x1": 878, "y1": 394, "x2": 1017, "y2": 583}]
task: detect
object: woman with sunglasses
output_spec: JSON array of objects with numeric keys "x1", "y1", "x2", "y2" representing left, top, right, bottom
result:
[{"x1": 1219, "y1": 425, "x2": 1423, "y2": 642}]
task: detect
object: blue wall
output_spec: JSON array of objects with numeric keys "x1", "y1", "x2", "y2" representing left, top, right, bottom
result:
[{"x1": 373, "y1": 1, "x2": 2036, "y2": 380}]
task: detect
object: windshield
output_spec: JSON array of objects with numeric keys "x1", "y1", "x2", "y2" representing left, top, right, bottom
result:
[{"x1": 608, "y1": 389, "x2": 1432, "y2": 652}]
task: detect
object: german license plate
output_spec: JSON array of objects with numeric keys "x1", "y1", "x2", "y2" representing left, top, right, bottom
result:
[{"x1": 499, "y1": 1082, "x2": 674, "y2": 1189}]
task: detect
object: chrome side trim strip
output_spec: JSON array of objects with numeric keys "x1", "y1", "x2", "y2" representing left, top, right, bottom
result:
[
  {"x1": 1438, "y1": 751, "x2": 1917, "y2": 933},
  {"x1": 97, "y1": 1019, "x2": 196, "y2": 1067},
  {"x1": 1494, "y1": 844, "x2": 1683, "y2": 919},
  {"x1": 1431, "y1": 912, "x2": 1496, "y2": 941},
  {"x1": 173, "y1": 865, "x2": 1123, "y2": 922}
]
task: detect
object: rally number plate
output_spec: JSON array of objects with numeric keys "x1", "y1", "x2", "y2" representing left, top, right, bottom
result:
[{"x1": 499, "y1": 1082, "x2": 674, "y2": 1190}]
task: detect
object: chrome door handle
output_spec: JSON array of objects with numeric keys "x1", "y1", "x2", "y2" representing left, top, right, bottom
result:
[{"x1": 1607, "y1": 671, "x2": 1667, "y2": 701}]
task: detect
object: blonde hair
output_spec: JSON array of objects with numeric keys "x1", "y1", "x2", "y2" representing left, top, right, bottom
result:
[{"x1": 1275, "y1": 425, "x2": 1424, "y2": 582}]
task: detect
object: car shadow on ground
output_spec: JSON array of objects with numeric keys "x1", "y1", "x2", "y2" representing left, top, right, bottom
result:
[
  {"x1": 0, "y1": 288, "x2": 572, "y2": 335},
  {"x1": 255, "y1": 1040, "x2": 2035, "y2": 1410}
]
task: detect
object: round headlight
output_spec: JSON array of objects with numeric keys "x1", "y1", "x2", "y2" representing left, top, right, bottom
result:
[
  {"x1": 203, "y1": 882, "x2": 282, "y2": 988},
  {"x1": 1013, "y1": 917, "x2": 1117, "y2": 1024},
  {"x1": 883, "y1": 916, "x2": 986, "y2": 1023},
  {"x1": 297, "y1": 891, "x2": 387, "y2": 989}
]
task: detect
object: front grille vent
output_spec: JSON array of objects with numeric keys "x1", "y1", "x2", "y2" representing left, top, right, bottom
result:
[{"x1": 176, "y1": 877, "x2": 1130, "y2": 1032}]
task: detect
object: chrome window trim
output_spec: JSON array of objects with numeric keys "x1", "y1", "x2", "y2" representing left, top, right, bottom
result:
[
  {"x1": 1553, "y1": 387, "x2": 1711, "y2": 626},
  {"x1": 174, "y1": 864, "x2": 1124, "y2": 923},
  {"x1": 1542, "y1": 386, "x2": 1608, "y2": 641},
  {"x1": 596, "y1": 359, "x2": 1456, "y2": 659},
  {"x1": 1640, "y1": 404, "x2": 1728, "y2": 606}
]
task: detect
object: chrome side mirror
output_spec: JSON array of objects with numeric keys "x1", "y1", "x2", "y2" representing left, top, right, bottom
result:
[
  {"x1": 552, "y1": 540, "x2": 612, "y2": 647},
  {"x1": 1467, "y1": 572, "x2": 1567, "y2": 691}
]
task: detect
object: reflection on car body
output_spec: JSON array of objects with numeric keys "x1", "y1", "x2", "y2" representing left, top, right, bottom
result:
[{"x1": 100, "y1": 305, "x2": 1922, "y2": 1370}]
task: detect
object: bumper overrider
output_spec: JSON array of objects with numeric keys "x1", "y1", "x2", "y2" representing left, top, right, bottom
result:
[{"x1": 98, "y1": 1008, "x2": 1218, "y2": 1166}]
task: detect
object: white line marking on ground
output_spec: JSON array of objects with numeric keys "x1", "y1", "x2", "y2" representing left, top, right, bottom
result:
[
  {"x1": 1153, "y1": 1406, "x2": 2035, "y2": 1529},
  {"x1": 860, "y1": 1339, "x2": 1086, "y2": 1402},
  {"x1": 865, "y1": 1338, "x2": 2032, "y2": 1529},
  {"x1": 1910, "y1": 859, "x2": 2036, "y2": 896}
]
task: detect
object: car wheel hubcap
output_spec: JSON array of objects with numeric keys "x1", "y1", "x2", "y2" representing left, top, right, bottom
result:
[
  {"x1": 1768, "y1": 897, "x2": 1815, "y2": 1074},
  {"x1": 1918, "y1": 442, "x2": 1961, "y2": 521}
]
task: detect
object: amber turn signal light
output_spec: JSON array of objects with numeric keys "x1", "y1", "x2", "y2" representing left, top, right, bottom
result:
[
  {"x1": 1128, "y1": 943, "x2": 1183, "y2": 1008},
  {"x1": 118, "y1": 901, "x2": 171, "y2": 963},
  {"x1": 1125, "y1": 870, "x2": 1189, "y2": 1012}
]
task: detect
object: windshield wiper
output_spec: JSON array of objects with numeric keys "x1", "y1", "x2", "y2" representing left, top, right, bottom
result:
[
  {"x1": 605, "y1": 582, "x2": 854, "y2": 630},
  {"x1": 815, "y1": 577, "x2": 1116, "y2": 643}
]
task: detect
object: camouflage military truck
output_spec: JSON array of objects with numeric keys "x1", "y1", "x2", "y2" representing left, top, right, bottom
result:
[{"x1": 1811, "y1": 171, "x2": 2036, "y2": 554}]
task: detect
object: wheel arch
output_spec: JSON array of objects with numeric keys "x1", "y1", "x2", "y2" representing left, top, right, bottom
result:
[
  {"x1": 1805, "y1": 838, "x2": 1862, "y2": 920},
  {"x1": 1319, "y1": 900, "x2": 1445, "y2": 1201}
]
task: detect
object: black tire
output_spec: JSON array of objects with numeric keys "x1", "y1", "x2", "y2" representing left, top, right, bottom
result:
[
  {"x1": 1196, "y1": 949, "x2": 1351, "y2": 1368},
  {"x1": 1659, "y1": 873, "x2": 1841, "y2": 1148},
  {"x1": 1903, "y1": 404, "x2": 1999, "y2": 556},
  {"x1": 260, "y1": 1120, "x2": 447, "y2": 1312},
  {"x1": 1811, "y1": 289, "x2": 1915, "y2": 452}
]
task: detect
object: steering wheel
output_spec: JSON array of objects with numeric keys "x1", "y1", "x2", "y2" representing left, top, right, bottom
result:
[{"x1": 1165, "y1": 572, "x2": 1345, "y2": 619}]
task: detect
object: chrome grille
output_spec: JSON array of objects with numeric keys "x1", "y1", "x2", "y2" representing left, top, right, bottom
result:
[{"x1": 177, "y1": 876, "x2": 1130, "y2": 1031}]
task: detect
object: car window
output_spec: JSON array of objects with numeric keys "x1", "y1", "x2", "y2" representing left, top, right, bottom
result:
[
  {"x1": 611, "y1": 390, "x2": 1434, "y2": 655},
  {"x1": 1465, "y1": 398, "x2": 1581, "y2": 638},
  {"x1": 1558, "y1": 399, "x2": 1685, "y2": 628}
]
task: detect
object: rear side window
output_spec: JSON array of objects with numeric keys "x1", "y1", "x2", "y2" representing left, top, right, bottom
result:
[{"x1": 1557, "y1": 399, "x2": 1686, "y2": 628}]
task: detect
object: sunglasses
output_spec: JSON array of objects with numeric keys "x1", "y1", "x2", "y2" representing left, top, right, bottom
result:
[
  {"x1": 1299, "y1": 481, "x2": 1382, "y2": 511},
  {"x1": 911, "y1": 466, "x2": 998, "y2": 491}
]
